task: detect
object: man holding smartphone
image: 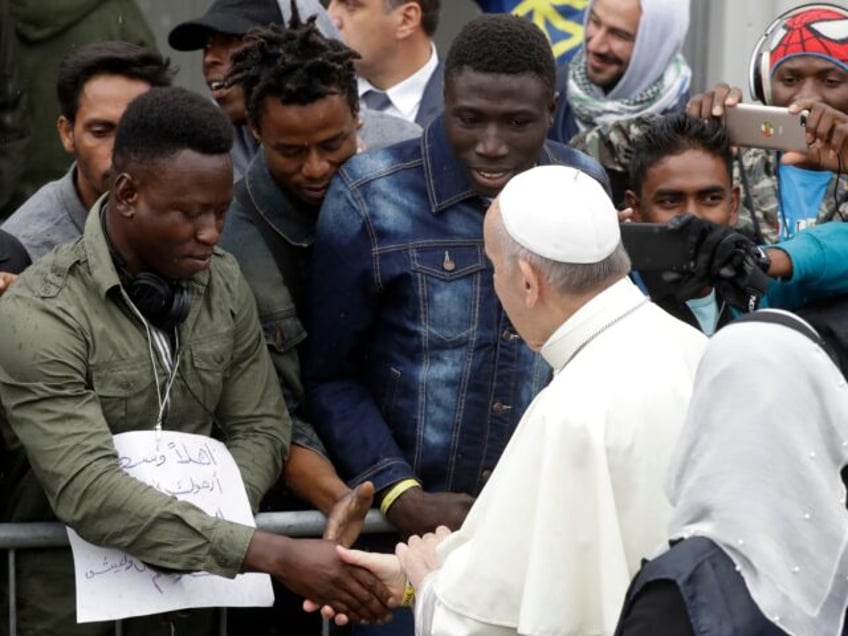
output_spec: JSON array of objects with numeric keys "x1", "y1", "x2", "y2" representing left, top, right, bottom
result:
[
  {"x1": 624, "y1": 112, "x2": 848, "y2": 337},
  {"x1": 687, "y1": 3, "x2": 848, "y2": 243}
]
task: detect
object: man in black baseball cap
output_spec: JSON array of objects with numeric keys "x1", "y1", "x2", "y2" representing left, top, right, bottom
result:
[
  {"x1": 169, "y1": 0, "x2": 282, "y2": 50},
  {"x1": 169, "y1": 0, "x2": 339, "y2": 51}
]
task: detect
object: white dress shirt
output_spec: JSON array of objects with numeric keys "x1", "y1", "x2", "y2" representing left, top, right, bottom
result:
[{"x1": 357, "y1": 43, "x2": 439, "y2": 123}]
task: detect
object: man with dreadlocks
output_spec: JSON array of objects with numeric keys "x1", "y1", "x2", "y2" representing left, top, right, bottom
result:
[
  {"x1": 168, "y1": 0, "x2": 420, "y2": 181},
  {"x1": 216, "y1": 9, "x2": 417, "y2": 633},
  {"x1": 173, "y1": 0, "x2": 418, "y2": 537}
]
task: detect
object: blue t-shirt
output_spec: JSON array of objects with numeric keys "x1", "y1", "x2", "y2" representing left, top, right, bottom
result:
[
  {"x1": 685, "y1": 289, "x2": 720, "y2": 336},
  {"x1": 778, "y1": 163, "x2": 832, "y2": 241}
]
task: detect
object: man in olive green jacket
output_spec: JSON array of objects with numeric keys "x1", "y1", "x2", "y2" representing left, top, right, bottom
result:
[{"x1": 0, "y1": 87, "x2": 391, "y2": 635}]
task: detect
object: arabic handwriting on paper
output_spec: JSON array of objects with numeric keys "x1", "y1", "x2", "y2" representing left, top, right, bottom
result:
[
  {"x1": 117, "y1": 440, "x2": 219, "y2": 471},
  {"x1": 161, "y1": 473, "x2": 224, "y2": 497},
  {"x1": 84, "y1": 553, "x2": 147, "y2": 579},
  {"x1": 85, "y1": 553, "x2": 214, "y2": 595},
  {"x1": 69, "y1": 430, "x2": 273, "y2": 623},
  {"x1": 166, "y1": 440, "x2": 218, "y2": 466},
  {"x1": 117, "y1": 451, "x2": 166, "y2": 471}
]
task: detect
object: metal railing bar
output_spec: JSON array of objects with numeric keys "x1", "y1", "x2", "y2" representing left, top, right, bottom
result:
[{"x1": 0, "y1": 510, "x2": 395, "y2": 549}]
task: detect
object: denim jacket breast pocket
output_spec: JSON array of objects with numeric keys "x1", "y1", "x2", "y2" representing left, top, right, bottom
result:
[{"x1": 411, "y1": 244, "x2": 487, "y2": 343}]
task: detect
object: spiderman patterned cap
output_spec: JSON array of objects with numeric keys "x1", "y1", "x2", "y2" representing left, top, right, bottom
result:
[{"x1": 768, "y1": 5, "x2": 848, "y2": 76}]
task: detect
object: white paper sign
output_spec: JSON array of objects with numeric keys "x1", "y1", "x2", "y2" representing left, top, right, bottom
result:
[{"x1": 68, "y1": 430, "x2": 274, "y2": 623}]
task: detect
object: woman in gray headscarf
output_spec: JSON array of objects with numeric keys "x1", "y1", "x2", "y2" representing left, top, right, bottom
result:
[{"x1": 615, "y1": 309, "x2": 848, "y2": 636}]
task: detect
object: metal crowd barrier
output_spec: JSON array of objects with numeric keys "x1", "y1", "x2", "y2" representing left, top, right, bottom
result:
[{"x1": 1, "y1": 510, "x2": 395, "y2": 636}]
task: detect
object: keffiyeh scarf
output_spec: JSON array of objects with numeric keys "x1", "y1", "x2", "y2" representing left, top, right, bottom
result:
[{"x1": 567, "y1": 50, "x2": 692, "y2": 132}]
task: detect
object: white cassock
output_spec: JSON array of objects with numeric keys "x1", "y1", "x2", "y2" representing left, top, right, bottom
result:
[{"x1": 414, "y1": 278, "x2": 707, "y2": 635}]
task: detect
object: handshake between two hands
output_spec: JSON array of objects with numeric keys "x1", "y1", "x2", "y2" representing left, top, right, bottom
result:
[
  {"x1": 300, "y1": 526, "x2": 453, "y2": 627},
  {"x1": 268, "y1": 484, "x2": 469, "y2": 626}
]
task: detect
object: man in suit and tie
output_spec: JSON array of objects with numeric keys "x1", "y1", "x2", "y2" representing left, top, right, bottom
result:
[{"x1": 327, "y1": 0, "x2": 444, "y2": 127}]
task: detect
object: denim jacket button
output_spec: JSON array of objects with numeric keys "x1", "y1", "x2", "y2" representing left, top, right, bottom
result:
[
  {"x1": 501, "y1": 329, "x2": 517, "y2": 341},
  {"x1": 442, "y1": 250, "x2": 456, "y2": 272},
  {"x1": 492, "y1": 401, "x2": 511, "y2": 414}
]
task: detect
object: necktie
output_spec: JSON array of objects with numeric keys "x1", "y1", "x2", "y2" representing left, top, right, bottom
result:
[{"x1": 362, "y1": 89, "x2": 392, "y2": 112}]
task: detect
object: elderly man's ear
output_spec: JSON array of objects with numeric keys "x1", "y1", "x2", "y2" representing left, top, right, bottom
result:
[{"x1": 518, "y1": 259, "x2": 542, "y2": 307}]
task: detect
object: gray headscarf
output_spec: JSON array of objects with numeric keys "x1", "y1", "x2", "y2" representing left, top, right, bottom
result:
[{"x1": 667, "y1": 313, "x2": 848, "y2": 636}]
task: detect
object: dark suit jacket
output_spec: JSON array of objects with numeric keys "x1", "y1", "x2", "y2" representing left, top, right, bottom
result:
[{"x1": 415, "y1": 61, "x2": 444, "y2": 128}]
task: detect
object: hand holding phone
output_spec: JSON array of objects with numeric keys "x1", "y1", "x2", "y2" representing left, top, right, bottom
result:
[{"x1": 782, "y1": 101, "x2": 848, "y2": 171}]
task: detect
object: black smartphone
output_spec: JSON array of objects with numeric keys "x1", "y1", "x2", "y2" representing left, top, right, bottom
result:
[{"x1": 620, "y1": 222, "x2": 692, "y2": 273}]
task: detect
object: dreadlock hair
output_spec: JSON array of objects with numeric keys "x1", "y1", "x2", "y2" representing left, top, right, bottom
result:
[
  {"x1": 112, "y1": 86, "x2": 233, "y2": 174},
  {"x1": 227, "y1": 7, "x2": 360, "y2": 131},
  {"x1": 629, "y1": 113, "x2": 733, "y2": 197},
  {"x1": 444, "y1": 14, "x2": 555, "y2": 93}
]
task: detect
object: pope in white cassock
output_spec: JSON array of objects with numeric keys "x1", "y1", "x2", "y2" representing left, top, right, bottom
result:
[{"x1": 325, "y1": 165, "x2": 708, "y2": 635}]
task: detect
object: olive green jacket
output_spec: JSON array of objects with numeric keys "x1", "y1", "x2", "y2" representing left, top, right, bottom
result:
[{"x1": 0, "y1": 199, "x2": 291, "y2": 635}]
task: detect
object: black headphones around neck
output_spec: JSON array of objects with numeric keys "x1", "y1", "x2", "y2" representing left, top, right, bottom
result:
[
  {"x1": 123, "y1": 271, "x2": 191, "y2": 332},
  {"x1": 748, "y1": 3, "x2": 848, "y2": 105}
]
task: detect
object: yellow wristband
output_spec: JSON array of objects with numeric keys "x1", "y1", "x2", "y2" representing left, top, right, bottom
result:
[
  {"x1": 379, "y1": 479, "x2": 421, "y2": 516},
  {"x1": 400, "y1": 579, "x2": 416, "y2": 607}
]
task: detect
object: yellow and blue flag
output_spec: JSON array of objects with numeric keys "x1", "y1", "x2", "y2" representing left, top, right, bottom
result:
[{"x1": 473, "y1": 0, "x2": 589, "y2": 63}]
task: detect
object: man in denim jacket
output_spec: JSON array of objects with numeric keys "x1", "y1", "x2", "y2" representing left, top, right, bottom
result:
[{"x1": 306, "y1": 15, "x2": 609, "y2": 545}]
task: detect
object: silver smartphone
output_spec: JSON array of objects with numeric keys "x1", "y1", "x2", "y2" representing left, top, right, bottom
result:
[{"x1": 723, "y1": 103, "x2": 809, "y2": 152}]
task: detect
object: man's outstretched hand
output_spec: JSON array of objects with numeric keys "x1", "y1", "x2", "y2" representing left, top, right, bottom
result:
[{"x1": 323, "y1": 481, "x2": 375, "y2": 548}]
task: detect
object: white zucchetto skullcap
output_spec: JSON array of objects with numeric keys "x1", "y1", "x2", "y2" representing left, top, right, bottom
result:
[{"x1": 498, "y1": 166, "x2": 620, "y2": 264}]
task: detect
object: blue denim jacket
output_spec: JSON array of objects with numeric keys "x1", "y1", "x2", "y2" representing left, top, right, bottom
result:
[
  {"x1": 220, "y1": 149, "x2": 325, "y2": 456},
  {"x1": 305, "y1": 115, "x2": 610, "y2": 495}
]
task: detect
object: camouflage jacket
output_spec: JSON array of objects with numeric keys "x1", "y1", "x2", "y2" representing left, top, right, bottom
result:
[{"x1": 569, "y1": 115, "x2": 659, "y2": 208}]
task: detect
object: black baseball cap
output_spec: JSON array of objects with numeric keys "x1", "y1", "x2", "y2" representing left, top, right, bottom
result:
[{"x1": 168, "y1": 0, "x2": 283, "y2": 51}]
